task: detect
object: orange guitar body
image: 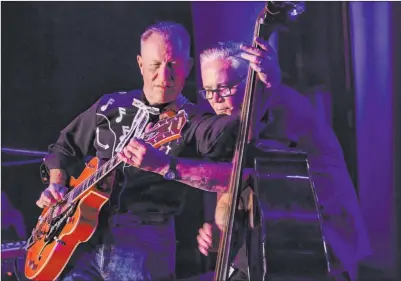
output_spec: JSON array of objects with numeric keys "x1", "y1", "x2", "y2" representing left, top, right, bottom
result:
[
  {"x1": 25, "y1": 157, "x2": 109, "y2": 281},
  {"x1": 24, "y1": 109, "x2": 188, "y2": 281}
]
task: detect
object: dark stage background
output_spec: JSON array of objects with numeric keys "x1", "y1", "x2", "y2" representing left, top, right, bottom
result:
[{"x1": 2, "y1": 1, "x2": 400, "y2": 280}]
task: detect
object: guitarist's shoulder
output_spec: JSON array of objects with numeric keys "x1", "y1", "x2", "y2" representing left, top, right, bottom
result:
[{"x1": 96, "y1": 89, "x2": 143, "y2": 112}]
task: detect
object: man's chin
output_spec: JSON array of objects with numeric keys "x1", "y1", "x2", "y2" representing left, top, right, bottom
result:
[
  {"x1": 148, "y1": 88, "x2": 178, "y2": 105},
  {"x1": 216, "y1": 109, "x2": 232, "y2": 115}
]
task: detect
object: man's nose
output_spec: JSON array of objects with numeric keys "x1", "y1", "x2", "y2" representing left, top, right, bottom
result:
[
  {"x1": 158, "y1": 65, "x2": 174, "y2": 83},
  {"x1": 211, "y1": 92, "x2": 224, "y2": 103}
]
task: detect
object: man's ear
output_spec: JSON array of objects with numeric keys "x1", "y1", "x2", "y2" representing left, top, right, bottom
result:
[
  {"x1": 185, "y1": 57, "x2": 194, "y2": 78},
  {"x1": 137, "y1": 55, "x2": 144, "y2": 75}
]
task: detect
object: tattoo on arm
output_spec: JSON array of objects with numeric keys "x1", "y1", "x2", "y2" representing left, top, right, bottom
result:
[
  {"x1": 49, "y1": 169, "x2": 68, "y2": 185},
  {"x1": 177, "y1": 161, "x2": 231, "y2": 193}
]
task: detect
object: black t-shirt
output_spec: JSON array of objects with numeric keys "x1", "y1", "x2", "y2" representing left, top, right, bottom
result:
[{"x1": 44, "y1": 89, "x2": 239, "y2": 215}]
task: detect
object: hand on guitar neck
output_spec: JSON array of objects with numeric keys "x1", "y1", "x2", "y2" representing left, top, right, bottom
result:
[{"x1": 117, "y1": 138, "x2": 171, "y2": 175}]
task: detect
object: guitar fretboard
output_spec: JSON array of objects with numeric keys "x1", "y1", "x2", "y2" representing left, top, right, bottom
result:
[{"x1": 66, "y1": 155, "x2": 122, "y2": 203}]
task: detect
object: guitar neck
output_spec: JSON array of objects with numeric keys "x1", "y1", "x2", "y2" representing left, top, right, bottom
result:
[{"x1": 67, "y1": 155, "x2": 122, "y2": 202}]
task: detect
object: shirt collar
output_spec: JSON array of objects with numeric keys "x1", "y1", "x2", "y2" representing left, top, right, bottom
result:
[{"x1": 140, "y1": 91, "x2": 189, "y2": 113}]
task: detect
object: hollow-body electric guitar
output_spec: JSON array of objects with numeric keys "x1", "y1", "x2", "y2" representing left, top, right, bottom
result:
[{"x1": 24, "y1": 110, "x2": 188, "y2": 281}]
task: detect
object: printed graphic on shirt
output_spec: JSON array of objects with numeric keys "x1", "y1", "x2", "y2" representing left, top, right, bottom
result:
[
  {"x1": 116, "y1": 107, "x2": 127, "y2": 123},
  {"x1": 119, "y1": 125, "x2": 131, "y2": 143},
  {"x1": 95, "y1": 94, "x2": 149, "y2": 158},
  {"x1": 159, "y1": 138, "x2": 183, "y2": 156},
  {"x1": 114, "y1": 98, "x2": 160, "y2": 153},
  {"x1": 163, "y1": 143, "x2": 172, "y2": 154},
  {"x1": 100, "y1": 98, "x2": 115, "y2": 111},
  {"x1": 96, "y1": 95, "x2": 162, "y2": 210},
  {"x1": 96, "y1": 127, "x2": 110, "y2": 150},
  {"x1": 95, "y1": 93, "x2": 190, "y2": 162},
  {"x1": 93, "y1": 91, "x2": 194, "y2": 213}
]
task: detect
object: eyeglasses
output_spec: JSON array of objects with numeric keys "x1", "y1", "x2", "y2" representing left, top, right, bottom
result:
[{"x1": 198, "y1": 75, "x2": 247, "y2": 100}]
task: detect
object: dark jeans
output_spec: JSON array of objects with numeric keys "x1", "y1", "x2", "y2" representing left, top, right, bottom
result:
[{"x1": 60, "y1": 212, "x2": 176, "y2": 281}]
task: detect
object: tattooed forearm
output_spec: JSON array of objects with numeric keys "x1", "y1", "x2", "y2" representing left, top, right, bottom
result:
[
  {"x1": 49, "y1": 169, "x2": 68, "y2": 185},
  {"x1": 175, "y1": 160, "x2": 232, "y2": 193},
  {"x1": 152, "y1": 156, "x2": 253, "y2": 193}
]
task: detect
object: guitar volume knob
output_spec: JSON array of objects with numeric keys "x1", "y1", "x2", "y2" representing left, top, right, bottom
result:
[{"x1": 28, "y1": 260, "x2": 38, "y2": 270}]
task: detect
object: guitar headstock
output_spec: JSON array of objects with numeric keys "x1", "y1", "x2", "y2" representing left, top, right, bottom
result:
[{"x1": 142, "y1": 110, "x2": 188, "y2": 148}]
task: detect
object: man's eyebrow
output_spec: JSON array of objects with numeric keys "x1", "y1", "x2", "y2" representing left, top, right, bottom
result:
[
  {"x1": 204, "y1": 83, "x2": 228, "y2": 90},
  {"x1": 150, "y1": 60, "x2": 178, "y2": 64}
]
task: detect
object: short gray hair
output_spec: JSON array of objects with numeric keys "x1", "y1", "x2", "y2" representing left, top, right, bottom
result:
[
  {"x1": 200, "y1": 41, "x2": 248, "y2": 76},
  {"x1": 140, "y1": 21, "x2": 191, "y2": 57}
]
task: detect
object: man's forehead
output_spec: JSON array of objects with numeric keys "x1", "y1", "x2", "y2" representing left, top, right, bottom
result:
[
  {"x1": 141, "y1": 34, "x2": 187, "y2": 60},
  {"x1": 202, "y1": 60, "x2": 239, "y2": 85}
]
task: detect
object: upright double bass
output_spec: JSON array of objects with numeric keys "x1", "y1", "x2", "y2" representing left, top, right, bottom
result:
[{"x1": 214, "y1": 2, "x2": 332, "y2": 281}]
